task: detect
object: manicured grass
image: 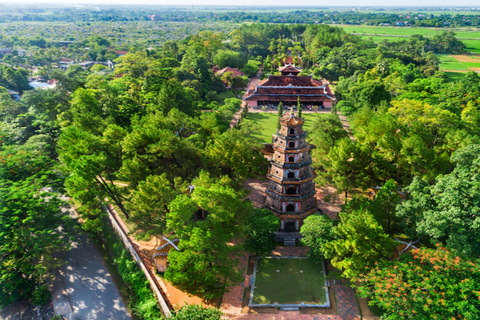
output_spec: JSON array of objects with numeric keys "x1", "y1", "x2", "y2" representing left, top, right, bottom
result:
[
  {"x1": 245, "y1": 112, "x2": 323, "y2": 144},
  {"x1": 252, "y1": 257, "x2": 326, "y2": 305},
  {"x1": 244, "y1": 112, "x2": 278, "y2": 144}
]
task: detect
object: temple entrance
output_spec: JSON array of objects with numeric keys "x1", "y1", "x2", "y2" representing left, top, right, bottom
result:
[
  {"x1": 289, "y1": 141, "x2": 295, "y2": 148},
  {"x1": 285, "y1": 221, "x2": 296, "y2": 232},
  {"x1": 286, "y1": 187, "x2": 295, "y2": 194},
  {"x1": 289, "y1": 128, "x2": 295, "y2": 135},
  {"x1": 286, "y1": 204, "x2": 295, "y2": 212},
  {"x1": 288, "y1": 156, "x2": 294, "y2": 162},
  {"x1": 287, "y1": 172, "x2": 295, "y2": 178}
]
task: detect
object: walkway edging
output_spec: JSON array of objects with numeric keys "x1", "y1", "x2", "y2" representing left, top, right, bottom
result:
[{"x1": 103, "y1": 204, "x2": 172, "y2": 317}]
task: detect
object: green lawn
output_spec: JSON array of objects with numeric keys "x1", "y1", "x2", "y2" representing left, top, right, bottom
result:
[
  {"x1": 252, "y1": 257, "x2": 327, "y2": 305},
  {"x1": 244, "y1": 112, "x2": 322, "y2": 144}
]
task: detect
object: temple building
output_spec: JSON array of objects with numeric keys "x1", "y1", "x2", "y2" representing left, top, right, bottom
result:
[
  {"x1": 244, "y1": 64, "x2": 336, "y2": 108},
  {"x1": 265, "y1": 113, "x2": 317, "y2": 243}
]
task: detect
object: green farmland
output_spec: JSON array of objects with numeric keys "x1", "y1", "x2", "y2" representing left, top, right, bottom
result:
[
  {"x1": 338, "y1": 25, "x2": 480, "y2": 53},
  {"x1": 340, "y1": 25, "x2": 480, "y2": 38},
  {"x1": 438, "y1": 55, "x2": 469, "y2": 71}
]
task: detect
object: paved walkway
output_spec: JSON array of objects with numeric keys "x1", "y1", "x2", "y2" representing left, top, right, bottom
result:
[
  {"x1": 230, "y1": 67, "x2": 263, "y2": 128},
  {"x1": 51, "y1": 233, "x2": 131, "y2": 320},
  {"x1": 221, "y1": 247, "x2": 360, "y2": 320}
]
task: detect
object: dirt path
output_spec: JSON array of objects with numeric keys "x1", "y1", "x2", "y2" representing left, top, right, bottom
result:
[{"x1": 230, "y1": 67, "x2": 262, "y2": 129}]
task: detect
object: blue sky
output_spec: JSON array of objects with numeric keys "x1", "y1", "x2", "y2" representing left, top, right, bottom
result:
[{"x1": 6, "y1": 0, "x2": 480, "y2": 7}]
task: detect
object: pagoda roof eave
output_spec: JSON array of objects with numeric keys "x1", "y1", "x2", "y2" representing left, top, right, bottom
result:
[
  {"x1": 267, "y1": 206, "x2": 318, "y2": 219},
  {"x1": 273, "y1": 146, "x2": 311, "y2": 153},
  {"x1": 267, "y1": 175, "x2": 316, "y2": 184},
  {"x1": 245, "y1": 94, "x2": 336, "y2": 101}
]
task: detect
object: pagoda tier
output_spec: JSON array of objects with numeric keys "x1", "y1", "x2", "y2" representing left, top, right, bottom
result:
[{"x1": 264, "y1": 113, "x2": 317, "y2": 233}]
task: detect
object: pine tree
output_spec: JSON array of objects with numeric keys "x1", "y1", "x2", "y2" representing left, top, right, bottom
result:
[
  {"x1": 297, "y1": 96, "x2": 302, "y2": 118},
  {"x1": 277, "y1": 102, "x2": 283, "y2": 129}
]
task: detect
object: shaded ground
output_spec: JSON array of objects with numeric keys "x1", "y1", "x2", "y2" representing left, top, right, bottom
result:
[
  {"x1": 0, "y1": 301, "x2": 54, "y2": 320},
  {"x1": 244, "y1": 179, "x2": 267, "y2": 209}
]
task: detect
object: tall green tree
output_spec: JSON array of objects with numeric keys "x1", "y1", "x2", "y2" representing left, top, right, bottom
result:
[
  {"x1": 297, "y1": 96, "x2": 302, "y2": 118},
  {"x1": 323, "y1": 209, "x2": 395, "y2": 280},
  {"x1": 165, "y1": 173, "x2": 252, "y2": 299},
  {"x1": 126, "y1": 174, "x2": 180, "y2": 239},
  {"x1": 244, "y1": 209, "x2": 278, "y2": 257},
  {"x1": 343, "y1": 179, "x2": 402, "y2": 236},
  {"x1": 277, "y1": 102, "x2": 283, "y2": 129},
  {"x1": 300, "y1": 214, "x2": 336, "y2": 261},
  {"x1": 206, "y1": 125, "x2": 267, "y2": 181},
  {"x1": 320, "y1": 138, "x2": 370, "y2": 199},
  {"x1": 0, "y1": 144, "x2": 72, "y2": 306},
  {"x1": 397, "y1": 145, "x2": 480, "y2": 257}
]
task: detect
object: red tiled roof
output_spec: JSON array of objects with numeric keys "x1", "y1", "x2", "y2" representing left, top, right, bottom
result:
[
  {"x1": 115, "y1": 50, "x2": 128, "y2": 55},
  {"x1": 244, "y1": 75, "x2": 336, "y2": 102},
  {"x1": 279, "y1": 64, "x2": 301, "y2": 75},
  {"x1": 281, "y1": 113, "x2": 305, "y2": 126},
  {"x1": 258, "y1": 75, "x2": 324, "y2": 87},
  {"x1": 215, "y1": 66, "x2": 245, "y2": 78},
  {"x1": 60, "y1": 58, "x2": 74, "y2": 62}
]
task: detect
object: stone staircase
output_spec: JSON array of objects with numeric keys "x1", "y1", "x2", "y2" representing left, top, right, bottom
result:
[{"x1": 284, "y1": 238, "x2": 296, "y2": 246}]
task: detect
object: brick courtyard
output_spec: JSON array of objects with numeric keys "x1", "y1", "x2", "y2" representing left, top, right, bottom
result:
[
  {"x1": 220, "y1": 247, "x2": 360, "y2": 320},
  {"x1": 230, "y1": 180, "x2": 362, "y2": 320}
]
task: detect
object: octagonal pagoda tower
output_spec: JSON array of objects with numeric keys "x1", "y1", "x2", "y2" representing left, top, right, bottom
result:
[{"x1": 265, "y1": 112, "x2": 317, "y2": 234}]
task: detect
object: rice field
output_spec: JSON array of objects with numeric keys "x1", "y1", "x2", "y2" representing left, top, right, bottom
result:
[
  {"x1": 338, "y1": 25, "x2": 480, "y2": 53},
  {"x1": 437, "y1": 54, "x2": 480, "y2": 72},
  {"x1": 340, "y1": 25, "x2": 480, "y2": 39}
]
